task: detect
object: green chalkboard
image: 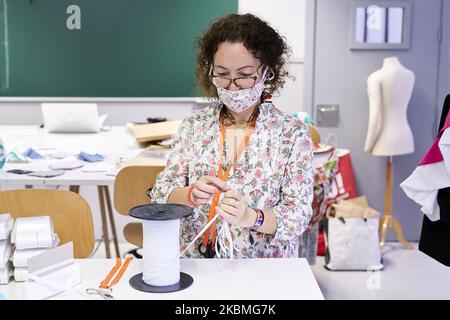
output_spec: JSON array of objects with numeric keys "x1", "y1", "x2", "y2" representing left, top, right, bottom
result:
[{"x1": 0, "y1": 0, "x2": 237, "y2": 97}]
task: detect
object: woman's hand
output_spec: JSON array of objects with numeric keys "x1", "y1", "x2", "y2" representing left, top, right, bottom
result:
[
  {"x1": 216, "y1": 189, "x2": 256, "y2": 228},
  {"x1": 190, "y1": 176, "x2": 230, "y2": 205}
]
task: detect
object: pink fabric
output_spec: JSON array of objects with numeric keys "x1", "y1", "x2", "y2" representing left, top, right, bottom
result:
[{"x1": 419, "y1": 111, "x2": 450, "y2": 165}]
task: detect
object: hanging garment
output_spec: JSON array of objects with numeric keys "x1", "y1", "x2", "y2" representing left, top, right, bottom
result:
[
  {"x1": 400, "y1": 102, "x2": 450, "y2": 221},
  {"x1": 419, "y1": 94, "x2": 450, "y2": 266}
]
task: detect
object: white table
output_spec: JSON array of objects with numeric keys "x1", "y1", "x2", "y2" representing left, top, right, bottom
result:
[
  {"x1": 0, "y1": 125, "x2": 167, "y2": 258},
  {"x1": 0, "y1": 258, "x2": 324, "y2": 300},
  {"x1": 0, "y1": 125, "x2": 167, "y2": 185}
]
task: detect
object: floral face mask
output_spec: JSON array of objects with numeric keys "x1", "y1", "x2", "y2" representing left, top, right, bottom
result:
[{"x1": 212, "y1": 67, "x2": 274, "y2": 113}]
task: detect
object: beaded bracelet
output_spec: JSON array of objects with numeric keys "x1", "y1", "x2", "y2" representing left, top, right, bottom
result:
[{"x1": 250, "y1": 209, "x2": 264, "y2": 231}]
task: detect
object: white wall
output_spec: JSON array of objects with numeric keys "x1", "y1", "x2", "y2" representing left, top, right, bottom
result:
[
  {"x1": 0, "y1": 1, "x2": 308, "y2": 244},
  {"x1": 239, "y1": 0, "x2": 307, "y2": 114}
]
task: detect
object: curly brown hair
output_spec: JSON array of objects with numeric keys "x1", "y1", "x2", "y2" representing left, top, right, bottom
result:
[{"x1": 195, "y1": 13, "x2": 291, "y2": 98}]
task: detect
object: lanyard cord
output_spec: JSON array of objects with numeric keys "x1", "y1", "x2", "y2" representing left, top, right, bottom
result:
[{"x1": 200, "y1": 113, "x2": 257, "y2": 253}]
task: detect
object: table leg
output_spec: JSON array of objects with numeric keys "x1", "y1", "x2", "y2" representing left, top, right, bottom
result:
[
  {"x1": 103, "y1": 186, "x2": 120, "y2": 258},
  {"x1": 98, "y1": 186, "x2": 111, "y2": 258}
]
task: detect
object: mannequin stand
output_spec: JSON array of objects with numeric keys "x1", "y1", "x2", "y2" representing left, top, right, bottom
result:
[{"x1": 379, "y1": 156, "x2": 414, "y2": 249}]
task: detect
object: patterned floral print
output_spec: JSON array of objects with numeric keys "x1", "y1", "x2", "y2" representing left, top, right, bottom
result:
[
  {"x1": 149, "y1": 101, "x2": 314, "y2": 258},
  {"x1": 214, "y1": 69, "x2": 269, "y2": 113}
]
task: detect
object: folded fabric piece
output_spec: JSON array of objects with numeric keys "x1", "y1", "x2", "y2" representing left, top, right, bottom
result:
[
  {"x1": 401, "y1": 113, "x2": 450, "y2": 222},
  {"x1": 78, "y1": 151, "x2": 104, "y2": 162},
  {"x1": 27, "y1": 170, "x2": 65, "y2": 178},
  {"x1": 0, "y1": 262, "x2": 12, "y2": 284},
  {"x1": 0, "y1": 213, "x2": 14, "y2": 240},
  {"x1": 49, "y1": 159, "x2": 84, "y2": 170},
  {"x1": 6, "y1": 149, "x2": 29, "y2": 163},
  {"x1": 22, "y1": 148, "x2": 44, "y2": 159},
  {"x1": 50, "y1": 151, "x2": 68, "y2": 159}
]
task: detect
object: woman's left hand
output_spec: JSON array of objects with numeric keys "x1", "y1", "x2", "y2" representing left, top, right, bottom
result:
[{"x1": 216, "y1": 189, "x2": 256, "y2": 228}]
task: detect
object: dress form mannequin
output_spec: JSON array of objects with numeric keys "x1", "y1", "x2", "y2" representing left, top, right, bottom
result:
[{"x1": 365, "y1": 56, "x2": 415, "y2": 249}]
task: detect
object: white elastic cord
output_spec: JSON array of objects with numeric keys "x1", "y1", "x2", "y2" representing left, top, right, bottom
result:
[
  {"x1": 142, "y1": 211, "x2": 238, "y2": 285},
  {"x1": 215, "y1": 221, "x2": 239, "y2": 259},
  {"x1": 179, "y1": 212, "x2": 219, "y2": 257},
  {"x1": 142, "y1": 213, "x2": 220, "y2": 285},
  {"x1": 12, "y1": 216, "x2": 55, "y2": 249}
]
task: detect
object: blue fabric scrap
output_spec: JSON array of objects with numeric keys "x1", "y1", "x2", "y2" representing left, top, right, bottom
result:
[
  {"x1": 78, "y1": 151, "x2": 104, "y2": 162},
  {"x1": 23, "y1": 148, "x2": 44, "y2": 159}
]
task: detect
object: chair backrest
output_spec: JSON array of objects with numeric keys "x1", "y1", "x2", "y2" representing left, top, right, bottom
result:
[
  {"x1": 307, "y1": 124, "x2": 321, "y2": 145},
  {"x1": 0, "y1": 189, "x2": 94, "y2": 258},
  {"x1": 114, "y1": 165, "x2": 165, "y2": 215}
]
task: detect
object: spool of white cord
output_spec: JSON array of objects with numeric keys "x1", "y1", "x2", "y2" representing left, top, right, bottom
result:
[
  {"x1": 128, "y1": 203, "x2": 238, "y2": 292},
  {"x1": 141, "y1": 219, "x2": 180, "y2": 286},
  {"x1": 128, "y1": 203, "x2": 194, "y2": 293}
]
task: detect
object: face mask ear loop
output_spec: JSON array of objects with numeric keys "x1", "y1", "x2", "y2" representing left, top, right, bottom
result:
[{"x1": 263, "y1": 66, "x2": 275, "y2": 82}]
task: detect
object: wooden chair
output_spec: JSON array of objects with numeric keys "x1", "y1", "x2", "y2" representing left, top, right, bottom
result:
[
  {"x1": 114, "y1": 165, "x2": 165, "y2": 250},
  {"x1": 307, "y1": 124, "x2": 321, "y2": 145},
  {"x1": 0, "y1": 189, "x2": 94, "y2": 258}
]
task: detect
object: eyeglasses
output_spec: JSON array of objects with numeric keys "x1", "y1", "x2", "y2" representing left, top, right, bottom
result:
[
  {"x1": 211, "y1": 74, "x2": 258, "y2": 90},
  {"x1": 211, "y1": 66, "x2": 262, "y2": 90}
]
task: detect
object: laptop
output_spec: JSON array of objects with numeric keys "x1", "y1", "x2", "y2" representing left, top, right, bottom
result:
[{"x1": 41, "y1": 103, "x2": 104, "y2": 133}]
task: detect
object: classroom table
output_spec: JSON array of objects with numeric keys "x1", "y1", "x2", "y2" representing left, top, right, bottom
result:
[
  {"x1": 0, "y1": 125, "x2": 167, "y2": 258},
  {"x1": 0, "y1": 258, "x2": 324, "y2": 300}
]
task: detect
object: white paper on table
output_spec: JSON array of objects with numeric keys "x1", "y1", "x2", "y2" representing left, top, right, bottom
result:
[{"x1": 23, "y1": 242, "x2": 82, "y2": 300}]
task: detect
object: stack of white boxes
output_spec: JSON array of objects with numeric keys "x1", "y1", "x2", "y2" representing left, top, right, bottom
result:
[
  {"x1": 10, "y1": 216, "x2": 59, "y2": 282},
  {"x1": 0, "y1": 214, "x2": 14, "y2": 285}
]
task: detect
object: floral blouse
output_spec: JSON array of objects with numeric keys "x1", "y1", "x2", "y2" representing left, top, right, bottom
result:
[{"x1": 149, "y1": 101, "x2": 314, "y2": 258}]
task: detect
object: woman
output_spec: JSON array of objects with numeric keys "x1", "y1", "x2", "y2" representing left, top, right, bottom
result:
[{"x1": 150, "y1": 13, "x2": 314, "y2": 258}]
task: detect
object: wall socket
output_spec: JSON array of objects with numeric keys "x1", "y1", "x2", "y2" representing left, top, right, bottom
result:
[{"x1": 316, "y1": 104, "x2": 340, "y2": 127}]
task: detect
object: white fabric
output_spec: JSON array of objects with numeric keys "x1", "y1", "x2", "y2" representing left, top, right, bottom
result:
[
  {"x1": 14, "y1": 267, "x2": 28, "y2": 282},
  {"x1": 11, "y1": 216, "x2": 56, "y2": 249},
  {"x1": 23, "y1": 262, "x2": 82, "y2": 300},
  {"x1": 400, "y1": 129, "x2": 450, "y2": 221},
  {"x1": 49, "y1": 158, "x2": 84, "y2": 170},
  {"x1": 326, "y1": 217, "x2": 383, "y2": 271},
  {"x1": 439, "y1": 129, "x2": 450, "y2": 174},
  {"x1": 0, "y1": 213, "x2": 14, "y2": 240},
  {"x1": 0, "y1": 240, "x2": 12, "y2": 269},
  {"x1": 12, "y1": 246, "x2": 56, "y2": 268},
  {"x1": 142, "y1": 219, "x2": 180, "y2": 287},
  {"x1": 0, "y1": 262, "x2": 12, "y2": 284}
]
